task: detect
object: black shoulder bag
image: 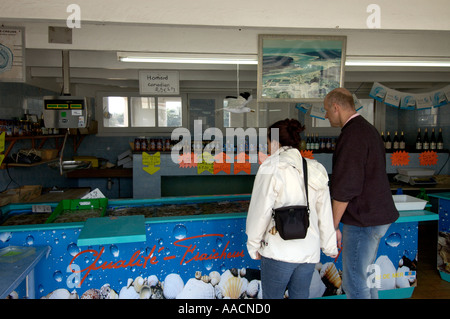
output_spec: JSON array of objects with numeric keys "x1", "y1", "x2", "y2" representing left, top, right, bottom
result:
[{"x1": 272, "y1": 157, "x2": 310, "y2": 240}]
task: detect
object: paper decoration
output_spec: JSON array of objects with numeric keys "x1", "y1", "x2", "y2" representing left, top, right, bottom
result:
[
  {"x1": 419, "y1": 151, "x2": 438, "y2": 166},
  {"x1": 178, "y1": 152, "x2": 197, "y2": 168},
  {"x1": 197, "y1": 152, "x2": 214, "y2": 174},
  {"x1": 295, "y1": 103, "x2": 312, "y2": 114},
  {"x1": 234, "y1": 153, "x2": 251, "y2": 174},
  {"x1": 213, "y1": 152, "x2": 232, "y2": 174},
  {"x1": 142, "y1": 152, "x2": 160, "y2": 174},
  {"x1": 309, "y1": 103, "x2": 327, "y2": 120},
  {"x1": 369, "y1": 82, "x2": 450, "y2": 109},
  {"x1": 390, "y1": 151, "x2": 410, "y2": 166},
  {"x1": 258, "y1": 151, "x2": 269, "y2": 164},
  {"x1": 300, "y1": 150, "x2": 314, "y2": 159}
]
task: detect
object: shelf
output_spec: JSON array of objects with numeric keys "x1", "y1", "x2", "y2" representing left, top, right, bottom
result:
[
  {"x1": 1, "y1": 158, "x2": 59, "y2": 169},
  {"x1": 65, "y1": 168, "x2": 132, "y2": 178}
]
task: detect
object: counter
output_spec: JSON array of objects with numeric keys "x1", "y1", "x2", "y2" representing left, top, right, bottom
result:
[
  {"x1": 428, "y1": 192, "x2": 450, "y2": 282},
  {"x1": 0, "y1": 195, "x2": 438, "y2": 299}
]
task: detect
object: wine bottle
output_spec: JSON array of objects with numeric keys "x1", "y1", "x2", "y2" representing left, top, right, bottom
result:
[
  {"x1": 306, "y1": 134, "x2": 311, "y2": 150},
  {"x1": 430, "y1": 128, "x2": 437, "y2": 150},
  {"x1": 399, "y1": 131, "x2": 406, "y2": 150},
  {"x1": 415, "y1": 128, "x2": 422, "y2": 151},
  {"x1": 314, "y1": 134, "x2": 319, "y2": 150},
  {"x1": 393, "y1": 131, "x2": 399, "y2": 150},
  {"x1": 423, "y1": 128, "x2": 429, "y2": 150},
  {"x1": 381, "y1": 131, "x2": 386, "y2": 148},
  {"x1": 385, "y1": 131, "x2": 392, "y2": 151},
  {"x1": 437, "y1": 128, "x2": 444, "y2": 150}
]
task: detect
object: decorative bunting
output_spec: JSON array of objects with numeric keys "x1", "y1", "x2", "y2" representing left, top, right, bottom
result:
[{"x1": 369, "y1": 82, "x2": 450, "y2": 109}]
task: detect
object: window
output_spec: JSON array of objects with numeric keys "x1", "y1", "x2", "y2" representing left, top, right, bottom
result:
[{"x1": 97, "y1": 93, "x2": 186, "y2": 135}]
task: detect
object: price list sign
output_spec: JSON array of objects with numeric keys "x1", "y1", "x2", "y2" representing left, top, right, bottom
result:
[{"x1": 139, "y1": 71, "x2": 180, "y2": 95}]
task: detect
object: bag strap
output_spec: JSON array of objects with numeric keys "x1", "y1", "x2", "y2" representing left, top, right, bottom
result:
[{"x1": 302, "y1": 157, "x2": 310, "y2": 211}]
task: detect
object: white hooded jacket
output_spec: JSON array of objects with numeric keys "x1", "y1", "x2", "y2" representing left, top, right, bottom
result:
[{"x1": 246, "y1": 147, "x2": 338, "y2": 263}]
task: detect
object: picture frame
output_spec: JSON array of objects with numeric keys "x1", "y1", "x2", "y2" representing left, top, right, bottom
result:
[{"x1": 258, "y1": 34, "x2": 347, "y2": 102}]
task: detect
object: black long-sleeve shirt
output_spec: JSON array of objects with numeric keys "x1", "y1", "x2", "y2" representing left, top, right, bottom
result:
[{"x1": 331, "y1": 115, "x2": 399, "y2": 227}]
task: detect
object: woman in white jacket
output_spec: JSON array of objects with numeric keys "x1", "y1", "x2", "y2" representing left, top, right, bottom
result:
[{"x1": 246, "y1": 119, "x2": 338, "y2": 299}]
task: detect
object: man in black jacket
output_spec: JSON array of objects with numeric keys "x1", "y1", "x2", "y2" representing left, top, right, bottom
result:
[{"x1": 324, "y1": 88, "x2": 399, "y2": 299}]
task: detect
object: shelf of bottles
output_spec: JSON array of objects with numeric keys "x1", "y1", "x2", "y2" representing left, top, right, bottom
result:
[{"x1": 381, "y1": 128, "x2": 445, "y2": 153}]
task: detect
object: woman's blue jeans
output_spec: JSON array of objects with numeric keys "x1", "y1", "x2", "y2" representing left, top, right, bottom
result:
[
  {"x1": 261, "y1": 256, "x2": 315, "y2": 299},
  {"x1": 342, "y1": 223, "x2": 391, "y2": 299}
]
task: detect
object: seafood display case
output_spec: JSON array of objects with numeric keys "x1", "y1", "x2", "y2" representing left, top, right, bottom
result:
[{"x1": 0, "y1": 195, "x2": 438, "y2": 299}]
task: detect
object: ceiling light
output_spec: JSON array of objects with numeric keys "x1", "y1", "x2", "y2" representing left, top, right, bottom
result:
[
  {"x1": 345, "y1": 56, "x2": 450, "y2": 67},
  {"x1": 118, "y1": 52, "x2": 258, "y2": 65}
]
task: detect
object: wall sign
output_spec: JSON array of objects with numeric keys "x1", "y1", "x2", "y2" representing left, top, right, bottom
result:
[
  {"x1": 139, "y1": 71, "x2": 180, "y2": 95},
  {"x1": 0, "y1": 27, "x2": 25, "y2": 82}
]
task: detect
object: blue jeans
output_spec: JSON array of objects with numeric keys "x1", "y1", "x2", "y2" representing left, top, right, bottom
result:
[
  {"x1": 341, "y1": 223, "x2": 391, "y2": 299},
  {"x1": 261, "y1": 256, "x2": 315, "y2": 299}
]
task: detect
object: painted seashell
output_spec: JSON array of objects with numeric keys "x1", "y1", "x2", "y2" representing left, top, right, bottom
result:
[
  {"x1": 99, "y1": 284, "x2": 118, "y2": 299},
  {"x1": 195, "y1": 271, "x2": 202, "y2": 280},
  {"x1": 375, "y1": 255, "x2": 396, "y2": 290},
  {"x1": 209, "y1": 271, "x2": 221, "y2": 286},
  {"x1": 119, "y1": 285, "x2": 139, "y2": 299},
  {"x1": 81, "y1": 288, "x2": 101, "y2": 299},
  {"x1": 239, "y1": 268, "x2": 246, "y2": 277},
  {"x1": 201, "y1": 275, "x2": 210, "y2": 283},
  {"x1": 7, "y1": 291, "x2": 18, "y2": 299},
  {"x1": 219, "y1": 270, "x2": 248, "y2": 299},
  {"x1": 395, "y1": 266, "x2": 411, "y2": 288},
  {"x1": 163, "y1": 274, "x2": 184, "y2": 299},
  {"x1": 214, "y1": 285, "x2": 223, "y2": 299},
  {"x1": 246, "y1": 280, "x2": 260, "y2": 298},
  {"x1": 147, "y1": 275, "x2": 159, "y2": 287},
  {"x1": 151, "y1": 286, "x2": 164, "y2": 299},
  {"x1": 140, "y1": 285, "x2": 152, "y2": 299},
  {"x1": 319, "y1": 262, "x2": 342, "y2": 288},
  {"x1": 46, "y1": 288, "x2": 73, "y2": 299},
  {"x1": 133, "y1": 276, "x2": 145, "y2": 293},
  {"x1": 176, "y1": 278, "x2": 215, "y2": 299}
]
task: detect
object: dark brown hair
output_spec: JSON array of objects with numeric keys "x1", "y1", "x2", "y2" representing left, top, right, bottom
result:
[{"x1": 268, "y1": 118, "x2": 305, "y2": 150}]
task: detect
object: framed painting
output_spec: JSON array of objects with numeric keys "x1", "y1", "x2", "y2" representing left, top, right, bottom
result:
[{"x1": 258, "y1": 34, "x2": 347, "y2": 102}]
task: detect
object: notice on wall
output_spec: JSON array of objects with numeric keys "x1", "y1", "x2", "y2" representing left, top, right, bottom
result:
[
  {"x1": 139, "y1": 71, "x2": 179, "y2": 95},
  {"x1": 0, "y1": 27, "x2": 25, "y2": 82}
]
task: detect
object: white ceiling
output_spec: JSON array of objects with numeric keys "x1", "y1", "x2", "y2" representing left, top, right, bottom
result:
[{"x1": 1, "y1": 1, "x2": 449, "y2": 97}]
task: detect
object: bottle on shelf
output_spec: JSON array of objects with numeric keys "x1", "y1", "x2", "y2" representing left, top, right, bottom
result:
[
  {"x1": 399, "y1": 131, "x2": 406, "y2": 150},
  {"x1": 381, "y1": 131, "x2": 386, "y2": 148},
  {"x1": 415, "y1": 128, "x2": 422, "y2": 151},
  {"x1": 314, "y1": 134, "x2": 320, "y2": 150},
  {"x1": 393, "y1": 131, "x2": 399, "y2": 150},
  {"x1": 430, "y1": 128, "x2": 437, "y2": 150},
  {"x1": 437, "y1": 128, "x2": 444, "y2": 150},
  {"x1": 423, "y1": 128, "x2": 429, "y2": 150},
  {"x1": 385, "y1": 131, "x2": 392, "y2": 151},
  {"x1": 306, "y1": 134, "x2": 311, "y2": 150}
]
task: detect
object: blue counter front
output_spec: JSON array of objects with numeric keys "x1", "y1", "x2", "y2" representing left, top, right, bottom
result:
[
  {"x1": 0, "y1": 195, "x2": 438, "y2": 299},
  {"x1": 429, "y1": 193, "x2": 450, "y2": 283}
]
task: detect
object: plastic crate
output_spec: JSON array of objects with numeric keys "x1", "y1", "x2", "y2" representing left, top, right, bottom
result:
[{"x1": 45, "y1": 198, "x2": 108, "y2": 224}]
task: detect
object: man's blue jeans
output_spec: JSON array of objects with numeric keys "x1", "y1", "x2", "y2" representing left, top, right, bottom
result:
[
  {"x1": 261, "y1": 256, "x2": 315, "y2": 299},
  {"x1": 342, "y1": 223, "x2": 391, "y2": 299}
]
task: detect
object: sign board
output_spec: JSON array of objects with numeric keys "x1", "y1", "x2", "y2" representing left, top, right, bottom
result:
[
  {"x1": 139, "y1": 70, "x2": 180, "y2": 95},
  {"x1": 0, "y1": 27, "x2": 25, "y2": 82}
]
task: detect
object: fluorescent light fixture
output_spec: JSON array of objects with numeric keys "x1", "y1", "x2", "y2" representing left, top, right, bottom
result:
[
  {"x1": 346, "y1": 56, "x2": 450, "y2": 67},
  {"x1": 118, "y1": 52, "x2": 258, "y2": 65}
]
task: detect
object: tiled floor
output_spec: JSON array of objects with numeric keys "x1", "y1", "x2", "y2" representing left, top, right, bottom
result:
[{"x1": 410, "y1": 221, "x2": 450, "y2": 299}]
